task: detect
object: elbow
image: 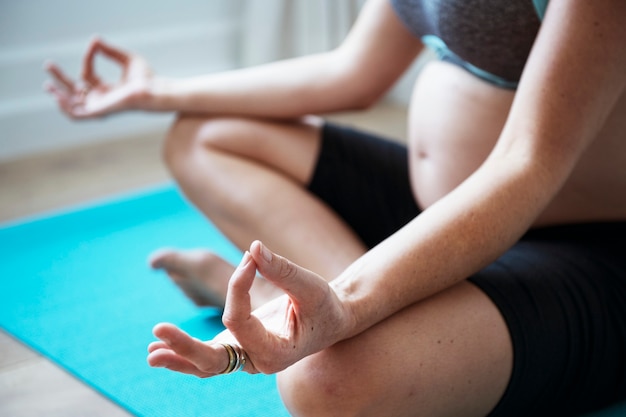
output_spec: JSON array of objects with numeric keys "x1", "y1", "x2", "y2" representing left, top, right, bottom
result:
[
  {"x1": 327, "y1": 78, "x2": 391, "y2": 112},
  {"x1": 352, "y1": 87, "x2": 387, "y2": 110},
  {"x1": 325, "y1": 49, "x2": 394, "y2": 112},
  {"x1": 308, "y1": 78, "x2": 386, "y2": 114}
]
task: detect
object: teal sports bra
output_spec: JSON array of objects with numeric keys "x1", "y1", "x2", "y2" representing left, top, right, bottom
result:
[{"x1": 391, "y1": 0, "x2": 550, "y2": 89}]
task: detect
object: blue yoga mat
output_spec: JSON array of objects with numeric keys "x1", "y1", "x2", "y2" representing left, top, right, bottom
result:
[
  {"x1": 0, "y1": 184, "x2": 290, "y2": 417},
  {"x1": 1, "y1": 184, "x2": 625, "y2": 417}
]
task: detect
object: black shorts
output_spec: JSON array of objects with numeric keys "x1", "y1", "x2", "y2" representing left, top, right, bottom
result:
[{"x1": 307, "y1": 122, "x2": 626, "y2": 417}]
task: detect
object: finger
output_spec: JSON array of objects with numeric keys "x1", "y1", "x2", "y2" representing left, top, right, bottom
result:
[
  {"x1": 82, "y1": 37, "x2": 131, "y2": 84},
  {"x1": 43, "y1": 81, "x2": 67, "y2": 99},
  {"x1": 152, "y1": 323, "x2": 228, "y2": 374},
  {"x1": 223, "y1": 252, "x2": 255, "y2": 324},
  {"x1": 44, "y1": 80, "x2": 98, "y2": 120},
  {"x1": 250, "y1": 240, "x2": 327, "y2": 304},
  {"x1": 81, "y1": 37, "x2": 103, "y2": 86},
  {"x1": 147, "y1": 348, "x2": 213, "y2": 378},
  {"x1": 92, "y1": 37, "x2": 131, "y2": 64},
  {"x1": 44, "y1": 82, "x2": 80, "y2": 118},
  {"x1": 221, "y1": 252, "x2": 270, "y2": 341},
  {"x1": 147, "y1": 340, "x2": 169, "y2": 353},
  {"x1": 44, "y1": 61, "x2": 75, "y2": 92}
]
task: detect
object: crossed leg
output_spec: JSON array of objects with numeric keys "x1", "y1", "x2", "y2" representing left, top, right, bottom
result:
[
  {"x1": 278, "y1": 279, "x2": 512, "y2": 417},
  {"x1": 152, "y1": 114, "x2": 367, "y2": 307},
  {"x1": 154, "y1": 114, "x2": 513, "y2": 416}
]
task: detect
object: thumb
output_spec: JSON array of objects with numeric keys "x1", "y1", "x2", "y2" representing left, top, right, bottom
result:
[{"x1": 249, "y1": 240, "x2": 327, "y2": 303}]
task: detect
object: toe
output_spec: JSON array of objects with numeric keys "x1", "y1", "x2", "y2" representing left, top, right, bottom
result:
[{"x1": 148, "y1": 248, "x2": 184, "y2": 270}]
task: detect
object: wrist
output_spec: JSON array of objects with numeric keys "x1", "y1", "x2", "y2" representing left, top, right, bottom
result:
[
  {"x1": 329, "y1": 253, "x2": 393, "y2": 341},
  {"x1": 330, "y1": 277, "x2": 362, "y2": 342},
  {"x1": 136, "y1": 76, "x2": 171, "y2": 111}
]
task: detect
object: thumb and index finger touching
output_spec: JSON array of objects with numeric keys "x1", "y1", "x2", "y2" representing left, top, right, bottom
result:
[
  {"x1": 224, "y1": 241, "x2": 324, "y2": 321},
  {"x1": 249, "y1": 240, "x2": 328, "y2": 306},
  {"x1": 149, "y1": 242, "x2": 330, "y2": 376},
  {"x1": 222, "y1": 241, "x2": 328, "y2": 336},
  {"x1": 81, "y1": 37, "x2": 131, "y2": 87},
  {"x1": 44, "y1": 37, "x2": 130, "y2": 93}
]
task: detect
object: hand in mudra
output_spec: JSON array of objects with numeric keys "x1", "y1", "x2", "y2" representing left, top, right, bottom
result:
[
  {"x1": 147, "y1": 241, "x2": 351, "y2": 376},
  {"x1": 44, "y1": 37, "x2": 152, "y2": 119}
]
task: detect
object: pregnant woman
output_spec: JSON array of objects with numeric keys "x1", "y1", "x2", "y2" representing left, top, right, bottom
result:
[{"x1": 46, "y1": 0, "x2": 626, "y2": 415}]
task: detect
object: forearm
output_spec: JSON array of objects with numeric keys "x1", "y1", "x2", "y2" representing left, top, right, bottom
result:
[
  {"x1": 136, "y1": 0, "x2": 424, "y2": 119},
  {"x1": 331, "y1": 155, "x2": 563, "y2": 341},
  {"x1": 140, "y1": 50, "x2": 383, "y2": 118},
  {"x1": 120, "y1": 0, "x2": 424, "y2": 119},
  {"x1": 332, "y1": 0, "x2": 626, "y2": 343}
]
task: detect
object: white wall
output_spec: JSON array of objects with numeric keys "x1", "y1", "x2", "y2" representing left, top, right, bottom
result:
[
  {"x1": 0, "y1": 1, "x2": 424, "y2": 162},
  {"x1": 0, "y1": 0, "x2": 243, "y2": 162}
]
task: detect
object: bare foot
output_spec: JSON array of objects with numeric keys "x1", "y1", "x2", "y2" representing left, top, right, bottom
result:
[{"x1": 148, "y1": 249, "x2": 283, "y2": 309}]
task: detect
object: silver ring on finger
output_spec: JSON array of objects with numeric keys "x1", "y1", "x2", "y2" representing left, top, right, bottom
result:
[{"x1": 219, "y1": 343, "x2": 247, "y2": 374}]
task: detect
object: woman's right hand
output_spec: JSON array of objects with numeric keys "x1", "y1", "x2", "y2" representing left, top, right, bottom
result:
[
  {"x1": 148, "y1": 241, "x2": 355, "y2": 376},
  {"x1": 44, "y1": 37, "x2": 153, "y2": 119}
]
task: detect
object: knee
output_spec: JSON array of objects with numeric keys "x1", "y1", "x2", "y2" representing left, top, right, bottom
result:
[
  {"x1": 162, "y1": 114, "x2": 200, "y2": 172},
  {"x1": 277, "y1": 350, "x2": 379, "y2": 417},
  {"x1": 277, "y1": 359, "x2": 349, "y2": 417},
  {"x1": 161, "y1": 114, "x2": 235, "y2": 173}
]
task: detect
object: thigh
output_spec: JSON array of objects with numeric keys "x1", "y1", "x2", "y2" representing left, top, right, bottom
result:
[
  {"x1": 278, "y1": 280, "x2": 513, "y2": 417},
  {"x1": 166, "y1": 114, "x2": 324, "y2": 185},
  {"x1": 469, "y1": 222, "x2": 626, "y2": 417},
  {"x1": 308, "y1": 123, "x2": 421, "y2": 248},
  {"x1": 278, "y1": 223, "x2": 626, "y2": 417},
  {"x1": 170, "y1": 116, "x2": 420, "y2": 249}
]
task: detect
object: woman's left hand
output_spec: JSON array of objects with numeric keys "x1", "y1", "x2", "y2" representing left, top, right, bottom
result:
[
  {"x1": 44, "y1": 37, "x2": 153, "y2": 119},
  {"x1": 147, "y1": 240, "x2": 352, "y2": 376}
]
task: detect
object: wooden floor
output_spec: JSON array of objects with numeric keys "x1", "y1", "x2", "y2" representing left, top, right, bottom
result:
[{"x1": 0, "y1": 102, "x2": 407, "y2": 416}]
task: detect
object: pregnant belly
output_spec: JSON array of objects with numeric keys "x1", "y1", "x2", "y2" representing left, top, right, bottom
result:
[
  {"x1": 407, "y1": 61, "x2": 515, "y2": 209},
  {"x1": 407, "y1": 61, "x2": 626, "y2": 225}
]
